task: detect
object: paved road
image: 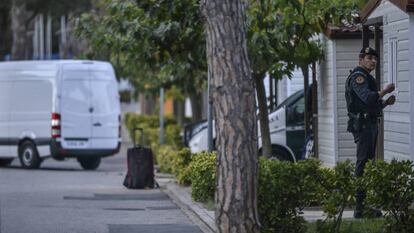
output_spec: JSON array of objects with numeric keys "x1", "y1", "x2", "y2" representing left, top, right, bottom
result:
[{"x1": 0, "y1": 142, "x2": 203, "y2": 233}]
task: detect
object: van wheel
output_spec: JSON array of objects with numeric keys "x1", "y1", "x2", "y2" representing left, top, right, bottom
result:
[
  {"x1": 78, "y1": 157, "x2": 101, "y2": 170},
  {"x1": 19, "y1": 141, "x2": 42, "y2": 169},
  {"x1": 270, "y1": 146, "x2": 295, "y2": 162},
  {"x1": 0, "y1": 158, "x2": 14, "y2": 167}
]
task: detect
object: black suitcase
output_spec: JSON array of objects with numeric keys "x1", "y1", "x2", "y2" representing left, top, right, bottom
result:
[{"x1": 123, "y1": 128, "x2": 155, "y2": 189}]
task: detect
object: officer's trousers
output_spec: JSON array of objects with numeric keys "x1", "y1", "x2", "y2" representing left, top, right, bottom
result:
[{"x1": 352, "y1": 120, "x2": 378, "y2": 212}]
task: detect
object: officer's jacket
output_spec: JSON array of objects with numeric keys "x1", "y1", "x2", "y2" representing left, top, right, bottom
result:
[{"x1": 345, "y1": 66, "x2": 383, "y2": 116}]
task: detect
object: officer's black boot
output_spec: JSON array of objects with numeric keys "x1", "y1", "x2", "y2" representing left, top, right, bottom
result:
[
  {"x1": 353, "y1": 190, "x2": 364, "y2": 219},
  {"x1": 354, "y1": 190, "x2": 383, "y2": 218}
]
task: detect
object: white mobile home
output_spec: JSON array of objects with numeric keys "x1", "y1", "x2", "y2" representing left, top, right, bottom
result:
[
  {"x1": 0, "y1": 60, "x2": 121, "y2": 169},
  {"x1": 361, "y1": 0, "x2": 414, "y2": 161},
  {"x1": 317, "y1": 26, "x2": 379, "y2": 166},
  {"x1": 317, "y1": 0, "x2": 414, "y2": 166}
]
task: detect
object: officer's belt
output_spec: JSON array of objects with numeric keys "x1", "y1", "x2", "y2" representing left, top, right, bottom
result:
[{"x1": 348, "y1": 112, "x2": 378, "y2": 121}]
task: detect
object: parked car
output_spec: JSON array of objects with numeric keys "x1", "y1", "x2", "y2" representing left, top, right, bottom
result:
[
  {"x1": 0, "y1": 60, "x2": 121, "y2": 169},
  {"x1": 184, "y1": 90, "x2": 305, "y2": 162}
]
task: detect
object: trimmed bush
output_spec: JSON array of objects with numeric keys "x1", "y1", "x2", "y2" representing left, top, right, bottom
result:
[
  {"x1": 188, "y1": 151, "x2": 216, "y2": 202},
  {"x1": 119, "y1": 90, "x2": 132, "y2": 103},
  {"x1": 155, "y1": 145, "x2": 175, "y2": 173},
  {"x1": 258, "y1": 158, "x2": 321, "y2": 233},
  {"x1": 316, "y1": 161, "x2": 356, "y2": 233},
  {"x1": 125, "y1": 113, "x2": 181, "y2": 147},
  {"x1": 171, "y1": 148, "x2": 193, "y2": 185},
  {"x1": 363, "y1": 160, "x2": 414, "y2": 233}
]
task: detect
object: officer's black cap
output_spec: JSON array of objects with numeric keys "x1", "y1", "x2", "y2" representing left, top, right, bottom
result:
[{"x1": 359, "y1": 47, "x2": 378, "y2": 57}]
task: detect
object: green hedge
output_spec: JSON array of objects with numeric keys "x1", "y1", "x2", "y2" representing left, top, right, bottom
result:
[
  {"x1": 171, "y1": 148, "x2": 193, "y2": 185},
  {"x1": 125, "y1": 113, "x2": 183, "y2": 160},
  {"x1": 155, "y1": 145, "x2": 175, "y2": 173},
  {"x1": 156, "y1": 145, "x2": 414, "y2": 233},
  {"x1": 119, "y1": 90, "x2": 133, "y2": 103},
  {"x1": 315, "y1": 161, "x2": 356, "y2": 233},
  {"x1": 188, "y1": 151, "x2": 216, "y2": 202},
  {"x1": 258, "y1": 159, "x2": 322, "y2": 233},
  {"x1": 363, "y1": 160, "x2": 414, "y2": 233}
]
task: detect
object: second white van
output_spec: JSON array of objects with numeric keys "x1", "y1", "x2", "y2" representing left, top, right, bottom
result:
[
  {"x1": 0, "y1": 60, "x2": 121, "y2": 169},
  {"x1": 185, "y1": 90, "x2": 306, "y2": 162}
]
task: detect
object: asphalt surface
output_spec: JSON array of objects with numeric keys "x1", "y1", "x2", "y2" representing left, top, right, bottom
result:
[{"x1": 0, "y1": 142, "x2": 203, "y2": 233}]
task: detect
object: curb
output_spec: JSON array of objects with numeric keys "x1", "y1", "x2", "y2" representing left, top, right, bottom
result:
[
  {"x1": 156, "y1": 175, "x2": 358, "y2": 231},
  {"x1": 156, "y1": 177, "x2": 216, "y2": 233}
]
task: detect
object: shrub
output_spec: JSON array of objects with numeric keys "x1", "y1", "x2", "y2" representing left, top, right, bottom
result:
[
  {"x1": 125, "y1": 113, "x2": 181, "y2": 148},
  {"x1": 171, "y1": 148, "x2": 193, "y2": 185},
  {"x1": 119, "y1": 90, "x2": 132, "y2": 103},
  {"x1": 363, "y1": 160, "x2": 414, "y2": 233},
  {"x1": 166, "y1": 124, "x2": 183, "y2": 148},
  {"x1": 316, "y1": 160, "x2": 356, "y2": 233},
  {"x1": 258, "y1": 158, "x2": 321, "y2": 233},
  {"x1": 155, "y1": 145, "x2": 175, "y2": 173},
  {"x1": 188, "y1": 151, "x2": 216, "y2": 202}
]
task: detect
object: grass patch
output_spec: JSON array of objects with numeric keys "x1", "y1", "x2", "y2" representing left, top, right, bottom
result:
[
  {"x1": 307, "y1": 218, "x2": 385, "y2": 233},
  {"x1": 202, "y1": 198, "x2": 215, "y2": 211}
]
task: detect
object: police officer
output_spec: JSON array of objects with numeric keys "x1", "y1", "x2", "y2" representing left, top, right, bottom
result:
[{"x1": 345, "y1": 47, "x2": 396, "y2": 218}]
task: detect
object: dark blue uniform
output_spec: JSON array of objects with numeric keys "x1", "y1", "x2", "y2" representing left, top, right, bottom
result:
[{"x1": 345, "y1": 66, "x2": 384, "y2": 215}]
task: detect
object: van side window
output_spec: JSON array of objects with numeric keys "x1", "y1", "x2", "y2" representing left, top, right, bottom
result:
[
  {"x1": 0, "y1": 81, "x2": 11, "y2": 112},
  {"x1": 287, "y1": 96, "x2": 304, "y2": 125},
  {"x1": 11, "y1": 81, "x2": 52, "y2": 112}
]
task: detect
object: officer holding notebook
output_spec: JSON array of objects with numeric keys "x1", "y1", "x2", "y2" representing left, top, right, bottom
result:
[{"x1": 345, "y1": 47, "x2": 396, "y2": 218}]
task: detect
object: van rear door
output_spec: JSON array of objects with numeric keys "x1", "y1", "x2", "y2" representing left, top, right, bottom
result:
[
  {"x1": 0, "y1": 80, "x2": 11, "y2": 156},
  {"x1": 89, "y1": 69, "x2": 120, "y2": 149},
  {"x1": 60, "y1": 64, "x2": 92, "y2": 148}
]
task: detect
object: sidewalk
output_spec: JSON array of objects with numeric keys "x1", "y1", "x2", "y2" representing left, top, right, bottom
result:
[{"x1": 156, "y1": 173, "x2": 355, "y2": 233}]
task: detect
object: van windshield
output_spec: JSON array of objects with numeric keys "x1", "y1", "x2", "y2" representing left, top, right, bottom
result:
[
  {"x1": 270, "y1": 90, "x2": 304, "y2": 114},
  {"x1": 61, "y1": 77, "x2": 90, "y2": 114},
  {"x1": 90, "y1": 71, "x2": 119, "y2": 114}
]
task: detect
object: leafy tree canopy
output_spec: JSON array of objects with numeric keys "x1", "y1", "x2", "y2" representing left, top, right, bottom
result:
[
  {"x1": 247, "y1": 0, "x2": 365, "y2": 80},
  {"x1": 76, "y1": 0, "x2": 206, "y2": 94}
]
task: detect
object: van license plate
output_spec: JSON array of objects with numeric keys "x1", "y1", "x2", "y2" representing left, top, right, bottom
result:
[{"x1": 66, "y1": 141, "x2": 86, "y2": 147}]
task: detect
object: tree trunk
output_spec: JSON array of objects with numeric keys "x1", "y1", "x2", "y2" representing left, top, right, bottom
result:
[
  {"x1": 268, "y1": 75, "x2": 274, "y2": 111},
  {"x1": 139, "y1": 92, "x2": 156, "y2": 115},
  {"x1": 201, "y1": 0, "x2": 261, "y2": 232},
  {"x1": 311, "y1": 62, "x2": 318, "y2": 158},
  {"x1": 63, "y1": 14, "x2": 89, "y2": 59},
  {"x1": 11, "y1": 0, "x2": 32, "y2": 60},
  {"x1": 189, "y1": 91, "x2": 203, "y2": 122},
  {"x1": 255, "y1": 74, "x2": 272, "y2": 158},
  {"x1": 0, "y1": 1, "x2": 12, "y2": 60},
  {"x1": 301, "y1": 65, "x2": 310, "y2": 138},
  {"x1": 173, "y1": 99, "x2": 185, "y2": 126}
]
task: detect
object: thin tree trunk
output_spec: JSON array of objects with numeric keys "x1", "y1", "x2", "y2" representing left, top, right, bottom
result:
[
  {"x1": 63, "y1": 15, "x2": 89, "y2": 59},
  {"x1": 269, "y1": 75, "x2": 273, "y2": 111},
  {"x1": 11, "y1": 0, "x2": 32, "y2": 60},
  {"x1": 301, "y1": 65, "x2": 310, "y2": 138},
  {"x1": 173, "y1": 99, "x2": 185, "y2": 126},
  {"x1": 202, "y1": 0, "x2": 261, "y2": 232},
  {"x1": 311, "y1": 62, "x2": 318, "y2": 158},
  {"x1": 0, "y1": 1, "x2": 12, "y2": 61},
  {"x1": 255, "y1": 74, "x2": 272, "y2": 158},
  {"x1": 139, "y1": 92, "x2": 156, "y2": 115},
  {"x1": 189, "y1": 91, "x2": 203, "y2": 122}
]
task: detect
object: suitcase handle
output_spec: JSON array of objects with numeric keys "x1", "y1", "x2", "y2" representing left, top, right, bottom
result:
[{"x1": 133, "y1": 127, "x2": 144, "y2": 148}]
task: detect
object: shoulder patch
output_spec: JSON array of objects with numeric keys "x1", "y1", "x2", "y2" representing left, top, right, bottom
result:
[{"x1": 355, "y1": 76, "x2": 365, "y2": 84}]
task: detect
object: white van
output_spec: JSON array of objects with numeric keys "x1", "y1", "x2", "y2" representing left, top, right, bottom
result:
[
  {"x1": 185, "y1": 90, "x2": 305, "y2": 162},
  {"x1": 0, "y1": 60, "x2": 121, "y2": 169}
]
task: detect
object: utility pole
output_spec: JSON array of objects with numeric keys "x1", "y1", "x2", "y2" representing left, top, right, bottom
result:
[
  {"x1": 159, "y1": 88, "x2": 165, "y2": 145},
  {"x1": 207, "y1": 70, "x2": 213, "y2": 152}
]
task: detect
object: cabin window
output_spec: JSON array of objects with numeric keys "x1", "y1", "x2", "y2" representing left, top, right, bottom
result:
[{"x1": 388, "y1": 38, "x2": 398, "y2": 90}]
